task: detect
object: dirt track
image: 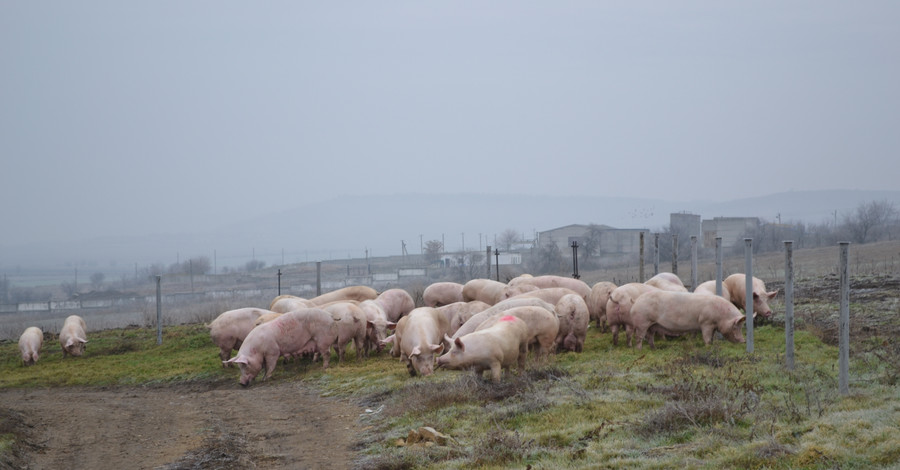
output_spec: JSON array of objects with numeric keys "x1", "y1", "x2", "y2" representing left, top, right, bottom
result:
[{"x1": 1, "y1": 380, "x2": 362, "y2": 469}]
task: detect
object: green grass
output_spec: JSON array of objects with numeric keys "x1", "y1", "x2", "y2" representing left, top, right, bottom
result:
[{"x1": 1, "y1": 320, "x2": 898, "y2": 469}]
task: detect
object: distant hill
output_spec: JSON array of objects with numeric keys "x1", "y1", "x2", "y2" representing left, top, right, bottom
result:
[{"x1": 3, "y1": 189, "x2": 899, "y2": 271}]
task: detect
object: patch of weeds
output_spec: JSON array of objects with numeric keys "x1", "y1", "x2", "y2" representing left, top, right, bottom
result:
[
  {"x1": 353, "y1": 445, "x2": 466, "y2": 470},
  {"x1": 636, "y1": 364, "x2": 763, "y2": 437},
  {"x1": 860, "y1": 336, "x2": 900, "y2": 385},
  {"x1": 471, "y1": 427, "x2": 535, "y2": 467}
]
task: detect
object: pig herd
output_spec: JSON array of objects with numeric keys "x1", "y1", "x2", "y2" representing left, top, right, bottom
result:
[
  {"x1": 210, "y1": 272, "x2": 777, "y2": 387},
  {"x1": 16, "y1": 314, "x2": 89, "y2": 366}
]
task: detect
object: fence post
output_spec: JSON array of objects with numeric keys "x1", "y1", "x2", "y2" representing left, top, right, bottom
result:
[
  {"x1": 156, "y1": 275, "x2": 162, "y2": 345},
  {"x1": 690, "y1": 236, "x2": 698, "y2": 291},
  {"x1": 784, "y1": 241, "x2": 794, "y2": 370},
  {"x1": 654, "y1": 233, "x2": 659, "y2": 276},
  {"x1": 839, "y1": 241, "x2": 850, "y2": 395},
  {"x1": 672, "y1": 234, "x2": 678, "y2": 275},
  {"x1": 277, "y1": 269, "x2": 282, "y2": 296},
  {"x1": 316, "y1": 261, "x2": 322, "y2": 296},
  {"x1": 639, "y1": 232, "x2": 645, "y2": 283},
  {"x1": 715, "y1": 237, "x2": 723, "y2": 296},
  {"x1": 486, "y1": 246, "x2": 492, "y2": 279},
  {"x1": 744, "y1": 238, "x2": 754, "y2": 353}
]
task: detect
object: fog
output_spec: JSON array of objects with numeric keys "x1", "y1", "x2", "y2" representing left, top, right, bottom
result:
[{"x1": 2, "y1": 2, "x2": 899, "y2": 265}]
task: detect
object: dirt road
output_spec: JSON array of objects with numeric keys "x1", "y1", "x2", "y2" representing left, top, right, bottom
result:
[{"x1": 1, "y1": 380, "x2": 363, "y2": 469}]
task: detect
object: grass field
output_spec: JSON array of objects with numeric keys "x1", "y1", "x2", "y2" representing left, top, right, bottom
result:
[{"x1": 2, "y1": 277, "x2": 898, "y2": 469}]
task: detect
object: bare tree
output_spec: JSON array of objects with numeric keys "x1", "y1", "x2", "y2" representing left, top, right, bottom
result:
[
  {"x1": 89, "y1": 272, "x2": 105, "y2": 291},
  {"x1": 497, "y1": 229, "x2": 520, "y2": 251},
  {"x1": 61, "y1": 281, "x2": 77, "y2": 298},
  {"x1": 843, "y1": 199, "x2": 898, "y2": 244},
  {"x1": 424, "y1": 240, "x2": 443, "y2": 265}
]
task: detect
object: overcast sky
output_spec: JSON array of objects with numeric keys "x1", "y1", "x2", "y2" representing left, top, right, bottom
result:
[{"x1": 2, "y1": 1, "x2": 898, "y2": 247}]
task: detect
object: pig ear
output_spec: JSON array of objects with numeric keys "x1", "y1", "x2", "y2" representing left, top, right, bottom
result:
[
  {"x1": 454, "y1": 337, "x2": 465, "y2": 352},
  {"x1": 410, "y1": 346, "x2": 421, "y2": 357},
  {"x1": 366, "y1": 320, "x2": 375, "y2": 328},
  {"x1": 225, "y1": 356, "x2": 249, "y2": 366},
  {"x1": 380, "y1": 334, "x2": 395, "y2": 346},
  {"x1": 386, "y1": 321, "x2": 397, "y2": 330},
  {"x1": 444, "y1": 334, "x2": 453, "y2": 344},
  {"x1": 734, "y1": 316, "x2": 747, "y2": 328},
  {"x1": 432, "y1": 343, "x2": 444, "y2": 355},
  {"x1": 767, "y1": 290, "x2": 778, "y2": 300}
]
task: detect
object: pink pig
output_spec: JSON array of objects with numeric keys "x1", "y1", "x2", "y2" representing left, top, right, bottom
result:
[
  {"x1": 19, "y1": 326, "x2": 43, "y2": 366},
  {"x1": 437, "y1": 315, "x2": 529, "y2": 383},
  {"x1": 630, "y1": 290, "x2": 746, "y2": 350},
  {"x1": 59, "y1": 315, "x2": 88, "y2": 358},
  {"x1": 224, "y1": 308, "x2": 338, "y2": 386},
  {"x1": 723, "y1": 274, "x2": 778, "y2": 318},
  {"x1": 209, "y1": 307, "x2": 272, "y2": 366},
  {"x1": 423, "y1": 282, "x2": 465, "y2": 307}
]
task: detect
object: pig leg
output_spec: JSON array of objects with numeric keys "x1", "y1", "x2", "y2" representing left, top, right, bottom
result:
[
  {"x1": 610, "y1": 324, "x2": 620, "y2": 346},
  {"x1": 263, "y1": 351, "x2": 280, "y2": 380},
  {"x1": 490, "y1": 362, "x2": 502, "y2": 383},
  {"x1": 219, "y1": 347, "x2": 232, "y2": 367},
  {"x1": 702, "y1": 325, "x2": 715, "y2": 345}
]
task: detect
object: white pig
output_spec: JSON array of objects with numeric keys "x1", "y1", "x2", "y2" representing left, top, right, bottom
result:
[
  {"x1": 19, "y1": 326, "x2": 43, "y2": 366},
  {"x1": 224, "y1": 308, "x2": 339, "y2": 386},
  {"x1": 396, "y1": 307, "x2": 451, "y2": 377},
  {"x1": 59, "y1": 315, "x2": 88, "y2": 358},
  {"x1": 436, "y1": 315, "x2": 530, "y2": 383},
  {"x1": 423, "y1": 282, "x2": 465, "y2": 307},
  {"x1": 209, "y1": 307, "x2": 272, "y2": 366},
  {"x1": 630, "y1": 290, "x2": 746, "y2": 350},
  {"x1": 723, "y1": 274, "x2": 778, "y2": 318}
]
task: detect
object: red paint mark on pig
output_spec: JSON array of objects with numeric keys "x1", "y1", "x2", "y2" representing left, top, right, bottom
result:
[{"x1": 499, "y1": 315, "x2": 517, "y2": 322}]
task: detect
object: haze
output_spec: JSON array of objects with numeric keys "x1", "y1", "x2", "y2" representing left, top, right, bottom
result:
[{"x1": 2, "y1": 2, "x2": 899, "y2": 253}]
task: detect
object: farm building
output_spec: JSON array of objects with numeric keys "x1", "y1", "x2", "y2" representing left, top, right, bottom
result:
[
  {"x1": 701, "y1": 216, "x2": 761, "y2": 249},
  {"x1": 537, "y1": 224, "x2": 650, "y2": 257},
  {"x1": 670, "y1": 212, "x2": 702, "y2": 243}
]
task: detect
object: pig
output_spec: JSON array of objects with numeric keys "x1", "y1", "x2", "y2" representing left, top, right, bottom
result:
[
  {"x1": 506, "y1": 275, "x2": 591, "y2": 299},
  {"x1": 309, "y1": 286, "x2": 378, "y2": 306},
  {"x1": 270, "y1": 295, "x2": 315, "y2": 313},
  {"x1": 452, "y1": 297, "x2": 556, "y2": 340},
  {"x1": 323, "y1": 302, "x2": 368, "y2": 362},
  {"x1": 19, "y1": 326, "x2": 43, "y2": 366},
  {"x1": 500, "y1": 283, "x2": 541, "y2": 299},
  {"x1": 224, "y1": 308, "x2": 339, "y2": 386},
  {"x1": 462, "y1": 278, "x2": 508, "y2": 305},
  {"x1": 506, "y1": 287, "x2": 581, "y2": 307},
  {"x1": 629, "y1": 290, "x2": 747, "y2": 349},
  {"x1": 423, "y1": 282, "x2": 465, "y2": 307},
  {"x1": 436, "y1": 301, "x2": 491, "y2": 336},
  {"x1": 645, "y1": 272, "x2": 688, "y2": 292},
  {"x1": 254, "y1": 312, "x2": 284, "y2": 327},
  {"x1": 587, "y1": 281, "x2": 617, "y2": 331},
  {"x1": 358, "y1": 299, "x2": 395, "y2": 354},
  {"x1": 59, "y1": 315, "x2": 88, "y2": 358},
  {"x1": 374, "y1": 288, "x2": 416, "y2": 322},
  {"x1": 475, "y1": 305, "x2": 560, "y2": 363},
  {"x1": 723, "y1": 274, "x2": 778, "y2": 318},
  {"x1": 209, "y1": 307, "x2": 272, "y2": 365},
  {"x1": 380, "y1": 314, "x2": 410, "y2": 358},
  {"x1": 554, "y1": 293, "x2": 590, "y2": 353},
  {"x1": 694, "y1": 280, "x2": 731, "y2": 299},
  {"x1": 395, "y1": 307, "x2": 451, "y2": 377},
  {"x1": 436, "y1": 315, "x2": 530, "y2": 383},
  {"x1": 606, "y1": 283, "x2": 658, "y2": 346}
]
